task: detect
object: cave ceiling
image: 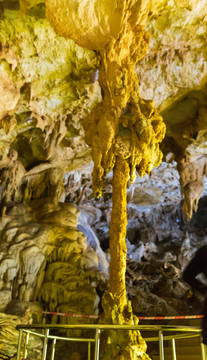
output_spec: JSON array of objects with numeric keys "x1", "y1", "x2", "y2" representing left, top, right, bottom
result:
[{"x1": 0, "y1": 0, "x2": 207, "y2": 220}]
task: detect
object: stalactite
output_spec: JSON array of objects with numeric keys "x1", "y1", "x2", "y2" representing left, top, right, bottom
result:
[{"x1": 177, "y1": 155, "x2": 207, "y2": 220}]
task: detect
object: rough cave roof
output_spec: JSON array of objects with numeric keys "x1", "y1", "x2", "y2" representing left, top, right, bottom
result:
[{"x1": 0, "y1": 0, "x2": 207, "y2": 220}]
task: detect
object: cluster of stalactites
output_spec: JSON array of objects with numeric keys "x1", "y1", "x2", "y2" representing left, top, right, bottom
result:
[
  {"x1": 83, "y1": 29, "x2": 166, "y2": 197},
  {"x1": 46, "y1": 0, "x2": 166, "y2": 197},
  {"x1": 178, "y1": 156, "x2": 207, "y2": 221}
]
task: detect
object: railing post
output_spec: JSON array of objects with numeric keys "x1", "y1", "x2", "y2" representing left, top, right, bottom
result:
[
  {"x1": 23, "y1": 332, "x2": 30, "y2": 359},
  {"x1": 88, "y1": 341, "x2": 91, "y2": 360},
  {"x1": 201, "y1": 343, "x2": 205, "y2": 360},
  {"x1": 50, "y1": 338, "x2": 56, "y2": 360},
  {"x1": 171, "y1": 338, "x2": 176, "y2": 360},
  {"x1": 94, "y1": 328, "x2": 101, "y2": 360},
  {"x1": 159, "y1": 330, "x2": 164, "y2": 360},
  {"x1": 201, "y1": 336, "x2": 206, "y2": 360},
  {"x1": 42, "y1": 328, "x2": 49, "y2": 360},
  {"x1": 17, "y1": 329, "x2": 23, "y2": 360}
]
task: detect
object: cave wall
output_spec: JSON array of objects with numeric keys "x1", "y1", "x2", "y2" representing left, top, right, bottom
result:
[
  {"x1": 0, "y1": 6, "x2": 101, "y2": 207},
  {"x1": 0, "y1": 0, "x2": 206, "y2": 220},
  {"x1": 136, "y1": 0, "x2": 207, "y2": 220}
]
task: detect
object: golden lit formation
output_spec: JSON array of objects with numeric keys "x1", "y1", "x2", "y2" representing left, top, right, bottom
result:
[
  {"x1": 1, "y1": 0, "x2": 207, "y2": 359},
  {"x1": 46, "y1": 0, "x2": 165, "y2": 358}
]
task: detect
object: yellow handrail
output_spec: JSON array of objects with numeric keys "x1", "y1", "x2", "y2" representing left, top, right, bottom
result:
[
  {"x1": 16, "y1": 323, "x2": 203, "y2": 360},
  {"x1": 16, "y1": 323, "x2": 201, "y2": 331}
]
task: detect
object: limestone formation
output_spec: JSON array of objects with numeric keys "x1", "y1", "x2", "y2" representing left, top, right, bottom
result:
[
  {"x1": 46, "y1": 0, "x2": 165, "y2": 196},
  {"x1": 0, "y1": 0, "x2": 207, "y2": 359},
  {"x1": 0, "y1": 0, "x2": 206, "y2": 226},
  {"x1": 137, "y1": 0, "x2": 207, "y2": 219},
  {"x1": 63, "y1": 168, "x2": 207, "y2": 317},
  {"x1": 46, "y1": 0, "x2": 166, "y2": 359},
  {"x1": 0, "y1": 7, "x2": 100, "y2": 203},
  {"x1": 0, "y1": 312, "x2": 42, "y2": 359},
  {"x1": 0, "y1": 198, "x2": 107, "y2": 318}
]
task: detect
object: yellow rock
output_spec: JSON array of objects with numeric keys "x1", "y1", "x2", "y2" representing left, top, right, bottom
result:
[{"x1": 46, "y1": 0, "x2": 151, "y2": 50}]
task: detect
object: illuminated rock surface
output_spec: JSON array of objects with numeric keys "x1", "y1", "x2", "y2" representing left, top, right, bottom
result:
[
  {"x1": 0, "y1": 0, "x2": 206, "y2": 223},
  {"x1": 0, "y1": 312, "x2": 42, "y2": 359},
  {"x1": 0, "y1": 199, "x2": 107, "y2": 312},
  {"x1": 0, "y1": 0, "x2": 207, "y2": 359},
  {"x1": 137, "y1": 0, "x2": 207, "y2": 220},
  {"x1": 0, "y1": 7, "x2": 100, "y2": 205}
]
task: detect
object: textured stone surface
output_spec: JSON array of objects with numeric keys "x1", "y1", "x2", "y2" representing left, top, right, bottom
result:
[
  {"x1": 138, "y1": 0, "x2": 207, "y2": 109},
  {"x1": 0, "y1": 312, "x2": 42, "y2": 359},
  {"x1": 62, "y1": 166, "x2": 207, "y2": 317},
  {"x1": 0, "y1": 1, "x2": 207, "y2": 359},
  {"x1": 137, "y1": 0, "x2": 207, "y2": 219},
  {"x1": 0, "y1": 199, "x2": 108, "y2": 314},
  {"x1": 0, "y1": 8, "x2": 100, "y2": 204},
  {"x1": 0, "y1": 0, "x2": 207, "y2": 218}
]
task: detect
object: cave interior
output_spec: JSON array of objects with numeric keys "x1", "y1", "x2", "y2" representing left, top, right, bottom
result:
[{"x1": 0, "y1": 0, "x2": 207, "y2": 359}]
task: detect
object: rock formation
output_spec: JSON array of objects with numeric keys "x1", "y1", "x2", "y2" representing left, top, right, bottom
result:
[
  {"x1": 0, "y1": 0, "x2": 207, "y2": 359},
  {"x1": 0, "y1": 312, "x2": 42, "y2": 360},
  {"x1": 46, "y1": 0, "x2": 166, "y2": 359},
  {"x1": 0, "y1": 198, "x2": 107, "y2": 312},
  {"x1": 137, "y1": 0, "x2": 207, "y2": 220}
]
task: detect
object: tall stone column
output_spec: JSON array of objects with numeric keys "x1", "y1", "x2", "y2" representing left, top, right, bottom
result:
[
  {"x1": 109, "y1": 156, "x2": 129, "y2": 309},
  {"x1": 46, "y1": 1, "x2": 166, "y2": 358}
]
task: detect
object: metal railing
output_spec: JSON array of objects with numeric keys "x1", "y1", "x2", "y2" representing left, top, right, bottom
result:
[{"x1": 16, "y1": 323, "x2": 205, "y2": 360}]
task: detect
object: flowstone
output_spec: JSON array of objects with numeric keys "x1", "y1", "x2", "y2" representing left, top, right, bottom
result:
[{"x1": 0, "y1": 198, "x2": 107, "y2": 318}]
